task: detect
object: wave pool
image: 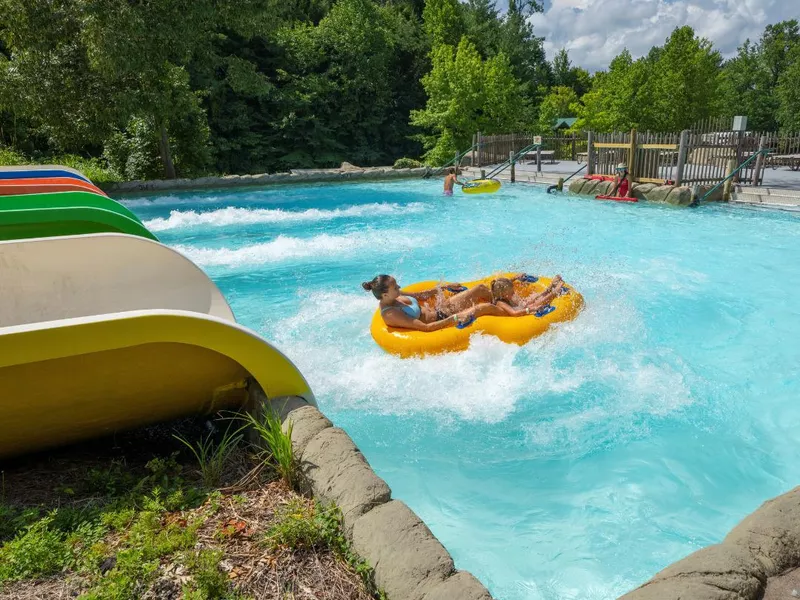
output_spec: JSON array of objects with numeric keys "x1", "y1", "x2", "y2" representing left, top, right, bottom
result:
[{"x1": 124, "y1": 180, "x2": 800, "y2": 600}]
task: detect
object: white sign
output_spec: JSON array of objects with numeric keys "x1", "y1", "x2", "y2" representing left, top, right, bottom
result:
[{"x1": 533, "y1": 136, "x2": 542, "y2": 145}]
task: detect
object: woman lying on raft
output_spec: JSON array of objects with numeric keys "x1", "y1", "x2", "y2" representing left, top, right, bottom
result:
[{"x1": 363, "y1": 274, "x2": 566, "y2": 332}]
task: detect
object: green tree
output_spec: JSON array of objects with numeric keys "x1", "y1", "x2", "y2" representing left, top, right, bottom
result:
[
  {"x1": 422, "y1": 0, "x2": 463, "y2": 48},
  {"x1": 762, "y1": 20, "x2": 800, "y2": 87},
  {"x1": 496, "y1": 0, "x2": 550, "y2": 110},
  {"x1": 537, "y1": 86, "x2": 579, "y2": 132},
  {"x1": 643, "y1": 26, "x2": 722, "y2": 130},
  {"x1": 577, "y1": 27, "x2": 721, "y2": 132},
  {"x1": 411, "y1": 37, "x2": 524, "y2": 164},
  {"x1": 462, "y1": 0, "x2": 501, "y2": 59},
  {"x1": 719, "y1": 40, "x2": 777, "y2": 131},
  {"x1": 776, "y1": 46, "x2": 800, "y2": 130},
  {"x1": 0, "y1": 0, "x2": 121, "y2": 151},
  {"x1": 552, "y1": 49, "x2": 591, "y2": 97},
  {"x1": 574, "y1": 50, "x2": 651, "y2": 131}
]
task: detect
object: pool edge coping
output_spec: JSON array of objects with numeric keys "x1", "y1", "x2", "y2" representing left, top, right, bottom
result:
[
  {"x1": 100, "y1": 167, "x2": 432, "y2": 195},
  {"x1": 249, "y1": 386, "x2": 494, "y2": 600},
  {"x1": 620, "y1": 484, "x2": 800, "y2": 599}
]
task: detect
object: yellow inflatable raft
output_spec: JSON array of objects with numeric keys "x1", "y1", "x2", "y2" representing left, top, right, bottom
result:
[
  {"x1": 462, "y1": 179, "x2": 501, "y2": 194},
  {"x1": 370, "y1": 273, "x2": 584, "y2": 358}
]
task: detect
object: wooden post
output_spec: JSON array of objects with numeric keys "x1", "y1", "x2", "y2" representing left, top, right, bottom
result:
[
  {"x1": 676, "y1": 129, "x2": 688, "y2": 186},
  {"x1": 509, "y1": 151, "x2": 515, "y2": 183},
  {"x1": 628, "y1": 128, "x2": 637, "y2": 181},
  {"x1": 471, "y1": 134, "x2": 476, "y2": 166},
  {"x1": 752, "y1": 135, "x2": 767, "y2": 186},
  {"x1": 722, "y1": 159, "x2": 736, "y2": 201},
  {"x1": 571, "y1": 135, "x2": 576, "y2": 161},
  {"x1": 734, "y1": 130, "x2": 744, "y2": 176},
  {"x1": 477, "y1": 131, "x2": 482, "y2": 167},
  {"x1": 536, "y1": 146, "x2": 542, "y2": 173},
  {"x1": 587, "y1": 131, "x2": 595, "y2": 175}
]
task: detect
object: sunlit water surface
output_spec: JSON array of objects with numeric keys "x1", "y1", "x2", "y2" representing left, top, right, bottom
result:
[{"x1": 124, "y1": 181, "x2": 800, "y2": 600}]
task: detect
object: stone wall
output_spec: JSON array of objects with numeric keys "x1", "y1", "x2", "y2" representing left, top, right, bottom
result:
[
  {"x1": 620, "y1": 485, "x2": 800, "y2": 600},
  {"x1": 249, "y1": 387, "x2": 494, "y2": 600},
  {"x1": 567, "y1": 178, "x2": 694, "y2": 206},
  {"x1": 101, "y1": 166, "x2": 430, "y2": 195}
]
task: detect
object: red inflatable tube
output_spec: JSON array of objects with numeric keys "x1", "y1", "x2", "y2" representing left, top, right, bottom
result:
[
  {"x1": 0, "y1": 176, "x2": 107, "y2": 197},
  {"x1": 595, "y1": 195, "x2": 638, "y2": 203},
  {"x1": 583, "y1": 175, "x2": 616, "y2": 181}
]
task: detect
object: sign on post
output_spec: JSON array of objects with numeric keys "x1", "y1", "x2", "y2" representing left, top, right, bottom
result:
[{"x1": 533, "y1": 136, "x2": 542, "y2": 146}]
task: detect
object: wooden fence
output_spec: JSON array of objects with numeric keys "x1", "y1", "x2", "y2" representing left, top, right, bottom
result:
[
  {"x1": 474, "y1": 127, "x2": 800, "y2": 187},
  {"x1": 474, "y1": 133, "x2": 588, "y2": 166}
]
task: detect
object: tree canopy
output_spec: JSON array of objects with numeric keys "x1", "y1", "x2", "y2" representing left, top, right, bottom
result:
[{"x1": 1, "y1": 0, "x2": 799, "y2": 179}]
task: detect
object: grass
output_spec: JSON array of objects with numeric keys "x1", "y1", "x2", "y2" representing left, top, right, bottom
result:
[
  {"x1": 0, "y1": 145, "x2": 121, "y2": 185},
  {"x1": 175, "y1": 423, "x2": 244, "y2": 488},
  {"x1": 242, "y1": 408, "x2": 296, "y2": 488},
  {"x1": 264, "y1": 498, "x2": 387, "y2": 599},
  {"x1": 0, "y1": 416, "x2": 384, "y2": 600}
]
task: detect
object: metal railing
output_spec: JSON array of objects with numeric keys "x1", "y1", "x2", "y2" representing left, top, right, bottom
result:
[
  {"x1": 425, "y1": 144, "x2": 479, "y2": 178},
  {"x1": 697, "y1": 148, "x2": 772, "y2": 204},
  {"x1": 484, "y1": 143, "x2": 540, "y2": 180}
]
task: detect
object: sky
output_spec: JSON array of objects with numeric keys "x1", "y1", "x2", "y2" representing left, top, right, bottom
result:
[{"x1": 521, "y1": 0, "x2": 798, "y2": 71}]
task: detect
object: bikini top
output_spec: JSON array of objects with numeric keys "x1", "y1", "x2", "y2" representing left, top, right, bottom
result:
[{"x1": 381, "y1": 296, "x2": 421, "y2": 319}]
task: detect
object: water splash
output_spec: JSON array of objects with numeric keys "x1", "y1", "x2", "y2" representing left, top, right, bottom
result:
[
  {"x1": 145, "y1": 202, "x2": 427, "y2": 231},
  {"x1": 173, "y1": 231, "x2": 426, "y2": 268}
]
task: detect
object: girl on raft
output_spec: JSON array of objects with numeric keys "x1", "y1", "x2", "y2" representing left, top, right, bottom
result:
[
  {"x1": 611, "y1": 162, "x2": 633, "y2": 198},
  {"x1": 363, "y1": 274, "x2": 566, "y2": 332}
]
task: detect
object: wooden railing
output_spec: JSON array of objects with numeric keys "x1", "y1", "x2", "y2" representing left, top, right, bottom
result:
[{"x1": 476, "y1": 128, "x2": 800, "y2": 186}]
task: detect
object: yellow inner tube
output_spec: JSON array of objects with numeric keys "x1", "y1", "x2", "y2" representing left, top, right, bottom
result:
[
  {"x1": 462, "y1": 179, "x2": 501, "y2": 194},
  {"x1": 370, "y1": 273, "x2": 584, "y2": 358}
]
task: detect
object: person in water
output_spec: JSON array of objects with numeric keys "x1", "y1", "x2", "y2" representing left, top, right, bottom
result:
[
  {"x1": 611, "y1": 162, "x2": 632, "y2": 198},
  {"x1": 363, "y1": 274, "x2": 500, "y2": 332},
  {"x1": 443, "y1": 167, "x2": 463, "y2": 196},
  {"x1": 489, "y1": 275, "x2": 566, "y2": 316}
]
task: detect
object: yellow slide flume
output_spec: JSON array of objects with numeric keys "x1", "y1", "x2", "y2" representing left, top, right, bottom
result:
[{"x1": 0, "y1": 234, "x2": 313, "y2": 458}]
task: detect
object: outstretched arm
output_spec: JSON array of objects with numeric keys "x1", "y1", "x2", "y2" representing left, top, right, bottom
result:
[
  {"x1": 405, "y1": 284, "x2": 462, "y2": 300},
  {"x1": 493, "y1": 300, "x2": 536, "y2": 317}
]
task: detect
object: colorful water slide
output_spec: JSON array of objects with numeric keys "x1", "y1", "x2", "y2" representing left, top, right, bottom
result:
[
  {"x1": 0, "y1": 233, "x2": 314, "y2": 458},
  {"x1": 0, "y1": 190, "x2": 156, "y2": 241},
  {"x1": 0, "y1": 164, "x2": 93, "y2": 182},
  {"x1": 0, "y1": 176, "x2": 108, "y2": 197}
]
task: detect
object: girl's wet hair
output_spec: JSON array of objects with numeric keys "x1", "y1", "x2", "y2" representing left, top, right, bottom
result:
[
  {"x1": 491, "y1": 277, "x2": 513, "y2": 298},
  {"x1": 362, "y1": 274, "x2": 393, "y2": 299}
]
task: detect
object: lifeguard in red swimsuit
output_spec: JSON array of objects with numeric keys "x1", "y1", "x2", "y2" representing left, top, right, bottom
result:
[{"x1": 612, "y1": 162, "x2": 632, "y2": 198}]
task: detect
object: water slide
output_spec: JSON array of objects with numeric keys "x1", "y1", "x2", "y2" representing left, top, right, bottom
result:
[
  {"x1": 0, "y1": 233, "x2": 314, "y2": 458},
  {"x1": 0, "y1": 190, "x2": 157, "y2": 241},
  {"x1": 0, "y1": 164, "x2": 93, "y2": 182},
  {"x1": 0, "y1": 176, "x2": 108, "y2": 197}
]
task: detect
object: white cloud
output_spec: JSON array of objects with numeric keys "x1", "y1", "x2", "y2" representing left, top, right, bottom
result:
[{"x1": 528, "y1": 0, "x2": 797, "y2": 71}]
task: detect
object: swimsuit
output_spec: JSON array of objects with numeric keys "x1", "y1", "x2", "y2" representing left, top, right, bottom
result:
[
  {"x1": 382, "y1": 296, "x2": 451, "y2": 322},
  {"x1": 381, "y1": 296, "x2": 421, "y2": 320},
  {"x1": 618, "y1": 177, "x2": 629, "y2": 197},
  {"x1": 444, "y1": 189, "x2": 453, "y2": 196}
]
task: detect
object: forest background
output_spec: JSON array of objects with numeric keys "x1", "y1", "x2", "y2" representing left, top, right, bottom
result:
[{"x1": 1, "y1": 0, "x2": 798, "y2": 181}]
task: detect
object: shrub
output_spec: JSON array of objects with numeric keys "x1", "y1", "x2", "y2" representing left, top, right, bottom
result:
[{"x1": 393, "y1": 157, "x2": 424, "y2": 169}]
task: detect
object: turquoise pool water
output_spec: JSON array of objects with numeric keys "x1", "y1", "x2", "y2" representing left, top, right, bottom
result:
[{"x1": 124, "y1": 181, "x2": 800, "y2": 600}]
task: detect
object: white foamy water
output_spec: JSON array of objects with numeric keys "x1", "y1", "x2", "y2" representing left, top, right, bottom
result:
[
  {"x1": 145, "y1": 202, "x2": 427, "y2": 231},
  {"x1": 265, "y1": 288, "x2": 693, "y2": 430},
  {"x1": 174, "y1": 231, "x2": 425, "y2": 267}
]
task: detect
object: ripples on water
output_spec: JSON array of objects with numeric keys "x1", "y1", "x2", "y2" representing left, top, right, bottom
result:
[{"x1": 124, "y1": 182, "x2": 800, "y2": 600}]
